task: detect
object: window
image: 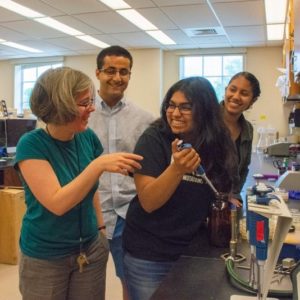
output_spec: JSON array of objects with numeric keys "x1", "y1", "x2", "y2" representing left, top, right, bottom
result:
[
  {"x1": 179, "y1": 55, "x2": 244, "y2": 101},
  {"x1": 14, "y1": 62, "x2": 63, "y2": 113}
]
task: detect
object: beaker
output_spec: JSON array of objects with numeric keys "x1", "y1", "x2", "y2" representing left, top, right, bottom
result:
[
  {"x1": 256, "y1": 127, "x2": 269, "y2": 153},
  {"x1": 208, "y1": 193, "x2": 231, "y2": 248},
  {"x1": 256, "y1": 127, "x2": 276, "y2": 153}
]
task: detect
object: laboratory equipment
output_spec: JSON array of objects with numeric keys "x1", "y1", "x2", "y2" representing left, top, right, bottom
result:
[
  {"x1": 221, "y1": 205, "x2": 246, "y2": 262},
  {"x1": 230, "y1": 183, "x2": 292, "y2": 300},
  {"x1": 256, "y1": 128, "x2": 277, "y2": 154},
  {"x1": 290, "y1": 259, "x2": 300, "y2": 299},
  {"x1": 276, "y1": 171, "x2": 300, "y2": 190},
  {"x1": 176, "y1": 140, "x2": 219, "y2": 196},
  {"x1": 266, "y1": 142, "x2": 291, "y2": 157}
]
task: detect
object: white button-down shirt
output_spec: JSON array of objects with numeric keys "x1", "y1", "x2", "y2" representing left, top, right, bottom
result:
[{"x1": 89, "y1": 96, "x2": 155, "y2": 238}]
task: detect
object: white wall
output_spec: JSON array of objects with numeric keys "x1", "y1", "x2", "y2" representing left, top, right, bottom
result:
[
  {"x1": 0, "y1": 60, "x2": 14, "y2": 109},
  {"x1": 245, "y1": 47, "x2": 291, "y2": 146},
  {"x1": 0, "y1": 46, "x2": 292, "y2": 145},
  {"x1": 163, "y1": 46, "x2": 291, "y2": 147}
]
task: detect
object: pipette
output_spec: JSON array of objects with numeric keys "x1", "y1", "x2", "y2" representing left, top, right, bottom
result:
[{"x1": 176, "y1": 140, "x2": 219, "y2": 196}]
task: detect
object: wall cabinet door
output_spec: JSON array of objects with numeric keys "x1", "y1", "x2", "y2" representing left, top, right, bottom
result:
[{"x1": 293, "y1": 0, "x2": 300, "y2": 77}]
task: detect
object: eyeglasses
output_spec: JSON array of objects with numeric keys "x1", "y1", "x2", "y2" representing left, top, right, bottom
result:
[
  {"x1": 99, "y1": 67, "x2": 131, "y2": 77},
  {"x1": 77, "y1": 99, "x2": 94, "y2": 109},
  {"x1": 165, "y1": 102, "x2": 193, "y2": 114}
]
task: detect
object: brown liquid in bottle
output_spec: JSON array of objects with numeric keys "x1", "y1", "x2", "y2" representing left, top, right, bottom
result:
[{"x1": 208, "y1": 193, "x2": 231, "y2": 248}]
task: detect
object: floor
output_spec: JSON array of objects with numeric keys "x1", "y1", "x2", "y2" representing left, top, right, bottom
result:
[{"x1": 0, "y1": 254, "x2": 122, "y2": 300}]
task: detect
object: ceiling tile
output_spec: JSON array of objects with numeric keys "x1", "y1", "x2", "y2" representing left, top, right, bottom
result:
[
  {"x1": 111, "y1": 32, "x2": 162, "y2": 48},
  {"x1": 75, "y1": 11, "x2": 140, "y2": 33},
  {"x1": 13, "y1": 0, "x2": 66, "y2": 17},
  {"x1": 41, "y1": 0, "x2": 108, "y2": 14},
  {"x1": 138, "y1": 7, "x2": 178, "y2": 29},
  {"x1": 213, "y1": 1, "x2": 265, "y2": 27},
  {"x1": 225, "y1": 25, "x2": 266, "y2": 42},
  {"x1": 2, "y1": 20, "x2": 68, "y2": 39},
  {"x1": 153, "y1": 0, "x2": 206, "y2": 6},
  {"x1": 161, "y1": 4, "x2": 220, "y2": 29}
]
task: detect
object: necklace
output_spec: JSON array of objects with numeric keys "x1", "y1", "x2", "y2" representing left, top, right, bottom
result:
[{"x1": 45, "y1": 125, "x2": 85, "y2": 257}]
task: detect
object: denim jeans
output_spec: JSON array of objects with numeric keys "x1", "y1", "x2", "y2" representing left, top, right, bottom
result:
[
  {"x1": 123, "y1": 252, "x2": 174, "y2": 300},
  {"x1": 108, "y1": 216, "x2": 125, "y2": 280}
]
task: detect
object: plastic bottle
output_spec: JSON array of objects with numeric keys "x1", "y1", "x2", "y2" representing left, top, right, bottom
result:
[
  {"x1": 208, "y1": 193, "x2": 231, "y2": 248},
  {"x1": 289, "y1": 111, "x2": 295, "y2": 135},
  {"x1": 256, "y1": 127, "x2": 269, "y2": 154}
]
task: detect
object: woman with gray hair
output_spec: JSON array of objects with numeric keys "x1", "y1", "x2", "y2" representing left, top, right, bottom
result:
[{"x1": 15, "y1": 67, "x2": 142, "y2": 300}]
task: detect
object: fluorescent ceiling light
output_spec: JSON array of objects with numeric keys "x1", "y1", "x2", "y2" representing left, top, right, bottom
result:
[
  {"x1": 0, "y1": 0, "x2": 44, "y2": 18},
  {"x1": 1, "y1": 41, "x2": 42, "y2": 53},
  {"x1": 98, "y1": 0, "x2": 130, "y2": 9},
  {"x1": 0, "y1": 0, "x2": 110, "y2": 51},
  {"x1": 146, "y1": 30, "x2": 176, "y2": 45},
  {"x1": 117, "y1": 9, "x2": 157, "y2": 31},
  {"x1": 35, "y1": 17, "x2": 83, "y2": 36},
  {"x1": 265, "y1": 0, "x2": 288, "y2": 24},
  {"x1": 76, "y1": 35, "x2": 110, "y2": 48},
  {"x1": 267, "y1": 24, "x2": 285, "y2": 40}
]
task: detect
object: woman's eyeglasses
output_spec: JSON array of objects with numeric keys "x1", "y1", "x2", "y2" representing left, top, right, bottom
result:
[
  {"x1": 165, "y1": 102, "x2": 192, "y2": 114},
  {"x1": 77, "y1": 99, "x2": 94, "y2": 109},
  {"x1": 99, "y1": 67, "x2": 131, "y2": 77}
]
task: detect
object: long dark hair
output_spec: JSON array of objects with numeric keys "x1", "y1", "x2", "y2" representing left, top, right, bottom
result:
[{"x1": 157, "y1": 76, "x2": 237, "y2": 192}]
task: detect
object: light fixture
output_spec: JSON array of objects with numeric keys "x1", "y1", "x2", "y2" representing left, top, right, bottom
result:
[
  {"x1": 76, "y1": 35, "x2": 110, "y2": 48},
  {"x1": 0, "y1": 0, "x2": 44, "y2": 18},
  {"x1": 264, "y1": 0, "x2": 288, "y2": 41},
  {"x1": 98, "y1": 0, "x2": 130, "y2": 10},
  {"x1": 146, "y1": 30, "x2": 176, "y2": 45},
  {"x1": 0, "y1": 41, "x2": 43, "y2": 53},
  {"x1": 267, "y1": 24, "x2": 285, "y2": 40},
  {"x1": 264, "y1": 0, "x2": 288, "y2": 24},
  {"x1": 117, "y1": 9, "x2": 157, "y2": 31},
  {"x1": 0, "y1": 0, "x2": 110, "y2": 50},
  {"x1": 35, "y1": 17, "x2": 83, "y2": 36}
]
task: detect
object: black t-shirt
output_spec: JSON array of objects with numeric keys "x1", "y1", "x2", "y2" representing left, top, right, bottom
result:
[{"x1": 123, "y1": 125, "x2": 215, "y2": 262}]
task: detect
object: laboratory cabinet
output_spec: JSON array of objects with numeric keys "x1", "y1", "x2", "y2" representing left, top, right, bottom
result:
[
  {"x1": 0, "y1": 189, "x2": 25, "y2": 264},
  {"x1": 285, "y1": 0, "x2": 300, "y2": 101},
  {"x1": 293, "y1": 0, "x2": 300, "y2": 77}
]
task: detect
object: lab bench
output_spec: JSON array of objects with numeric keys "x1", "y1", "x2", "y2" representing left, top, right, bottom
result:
[{"x1": 151, "y1": 153, "x2": 300, "y2": 300}]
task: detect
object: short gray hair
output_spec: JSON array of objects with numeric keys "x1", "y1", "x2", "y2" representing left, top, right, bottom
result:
[{"x1": 30, "y1": 66, "x2": 95, "y2": 125}]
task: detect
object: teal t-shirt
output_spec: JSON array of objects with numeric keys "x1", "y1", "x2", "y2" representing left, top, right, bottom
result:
[{"x1": 15, "y1": 128, "x2": 103, "y2": 259}]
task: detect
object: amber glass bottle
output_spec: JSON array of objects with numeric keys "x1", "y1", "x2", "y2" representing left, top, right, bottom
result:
[{"x1": 208, "y1": 193, "x2": 231, "y2": 248}]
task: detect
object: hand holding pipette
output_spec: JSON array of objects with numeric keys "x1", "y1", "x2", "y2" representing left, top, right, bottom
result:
[{"x1": 176, "y1": 140, "x2": 219, "y2": 196}]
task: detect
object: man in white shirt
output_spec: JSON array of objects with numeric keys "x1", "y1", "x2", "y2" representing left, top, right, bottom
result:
[{"x1": 89, "y1": 45, "x2": 154, "y2": 300}]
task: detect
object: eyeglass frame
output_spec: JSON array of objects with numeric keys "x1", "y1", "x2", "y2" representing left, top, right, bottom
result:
[
  {"x1": 98, "y1": 67, "x2": 131, "y2": 77},
  {"x1": 164, "y1": 101, "x2": 193, "y2": 114},
  {"x1": 77, "y1": 99, "x2": 95, "y2": 109}
]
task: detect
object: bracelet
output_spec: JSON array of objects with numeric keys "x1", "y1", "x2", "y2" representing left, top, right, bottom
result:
[{"x1": 98, "y1": 225, "x2": 106, "y2": 231}]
